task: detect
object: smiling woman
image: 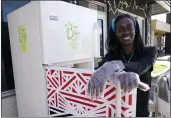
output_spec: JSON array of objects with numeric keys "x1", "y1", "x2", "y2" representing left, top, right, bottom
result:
[{"x1": 98, "y1": 14, "x2": 157, "y2": 117}]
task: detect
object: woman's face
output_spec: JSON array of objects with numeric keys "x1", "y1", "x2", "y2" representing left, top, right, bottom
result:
[{"x1": 115, "y1": 17, "x2": 135, "y2": 45}]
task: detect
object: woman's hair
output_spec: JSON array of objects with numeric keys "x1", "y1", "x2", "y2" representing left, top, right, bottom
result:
[{"x1": 106, "y1": 14, "x2": 144, "y2": 53}]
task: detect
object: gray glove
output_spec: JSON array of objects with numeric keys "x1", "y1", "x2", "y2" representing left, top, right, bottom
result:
[
  {"x1": 109, "y1": 71, "x2": 140, "y2": 93},
  {"x1": 87, "y1": 60, "x2": 125, "y2": 99}
]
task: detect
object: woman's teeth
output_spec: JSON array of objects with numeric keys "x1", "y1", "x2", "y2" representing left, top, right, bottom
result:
[{"x1": 123, "y1": 37, "x2": 130, "y2": 40}]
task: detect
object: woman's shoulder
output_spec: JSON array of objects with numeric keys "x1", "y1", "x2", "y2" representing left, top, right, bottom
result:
[
  {"x1": 143, "y1": 46, "x2": 157, "y2": 55},
  {"x1": 141, "y1": 46, "x2": 158, "y2": 59},
  {"x1": 103, "y1": 50, "x2": 115, "y2": 61},
  {"x1": 144, "y1": 46, "x2": 157, "y2": 51}
]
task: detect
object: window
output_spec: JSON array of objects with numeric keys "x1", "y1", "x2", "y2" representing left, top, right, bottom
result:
[
  {"x1": 79, "y1": 0, "x2": 106, "y2": 13},
  {"x1": 97, "y1": 5, "x2": 105, "y2": 12},
  {"x1": 2, "y1": 1, "x2": 31, "y2": 22},
  {"x1": 1, "y1": 22, "x2": 15, "y2": 92},
  {"x1": 97, "y1": 19, "x2": 104, "y2": 57},
  {"x1": 79, "y1": 0, "x2": 89, "y2": 8},
  {"x1": 137, "y1": 18, "x2": 145, "y2": 44}
]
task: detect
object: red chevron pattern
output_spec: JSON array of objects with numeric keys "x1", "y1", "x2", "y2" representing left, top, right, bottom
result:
[{"x1": 45, "y1": 67, "x2": 137, "y2": 117}]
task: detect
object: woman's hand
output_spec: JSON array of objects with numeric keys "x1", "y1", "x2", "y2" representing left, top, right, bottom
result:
[
  {"x1": 110, "y1": 72, "x2": 140, "y2": 93},
  {"x1": 87, "y1": 61, "x2": 125, "y2": 99},
  {"x1": 87, "y1": 66, "x2": 106, "y2": 99}
]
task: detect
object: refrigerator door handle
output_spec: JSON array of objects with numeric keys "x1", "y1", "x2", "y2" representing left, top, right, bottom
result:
[{"x1": 42, "y1": 64, "x2": 53, "y2": 66}]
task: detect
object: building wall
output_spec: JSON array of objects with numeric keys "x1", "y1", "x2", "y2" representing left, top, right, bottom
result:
[
  {"x1": 66, "y1": 0, "x2": 152, "y2": 46},
  {"x1": 152, "y1": 13, "x2": 166, "y2": 22},
  {"x1": 165, "y1": 13, "x2": 171, "y2": 54}
]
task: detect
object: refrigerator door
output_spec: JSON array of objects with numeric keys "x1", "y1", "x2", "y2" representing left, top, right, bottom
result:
[
  {"x1": 44, "y1": 66, "x2": 137, "y2": 117},
  {"x1": 39, "y1": 1, "x2": 98, "y2": 64}
]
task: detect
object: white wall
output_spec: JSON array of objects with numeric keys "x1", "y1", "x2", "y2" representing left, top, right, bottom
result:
[
  {"x1": 1, "y1": 95, "x2": 18, "y2": 117},
  {"x1": 152, "y1": 13, "x2": 166, "y2": 23},
  {"x1": 151, "y1": 13, "x2": 167, "y2": 48}
]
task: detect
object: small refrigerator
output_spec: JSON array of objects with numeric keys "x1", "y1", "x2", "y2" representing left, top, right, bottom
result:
[{"x1": 8, "y1": 1, "x2": 137, "y2": 117}]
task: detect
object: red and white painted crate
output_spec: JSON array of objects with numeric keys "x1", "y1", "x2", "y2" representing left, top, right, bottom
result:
[{"x1": 45, "y1": 66, "x2": 137, "y2": 117}]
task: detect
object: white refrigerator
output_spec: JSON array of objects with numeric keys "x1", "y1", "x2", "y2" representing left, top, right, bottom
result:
[{"x1": 8, "y1": 1, "x2": 137, "y2": 117}]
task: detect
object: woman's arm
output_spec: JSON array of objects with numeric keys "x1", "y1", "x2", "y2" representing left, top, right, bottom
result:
[
  {"x1": 123, "y1": 47, "x2": 157, "y2": 76},
  {"x1": 96, "y1": 55, "x2": 108, "y2": 70},
  {"x1": 96, "y1": 51, "x2": 113, "y2": 69}
]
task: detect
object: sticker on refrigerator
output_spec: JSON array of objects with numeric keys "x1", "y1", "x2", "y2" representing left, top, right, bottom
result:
[
  {"x1": 65, "y1": 22, "x2": 81, "y2": 50},
  {"x1": 18, "y1": 25, "x2": 28, "y2": 52},
  {"x1": 49, "y1": 15, "x2": 58, "y2": 21}
]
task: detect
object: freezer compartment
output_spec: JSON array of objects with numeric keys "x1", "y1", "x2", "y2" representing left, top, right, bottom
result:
[
  {"x1": 45, "y1": 66, "x2": 137, "y2": 117},
  {"x1": 39, "y1": 1, "x2": 98, "y2": 64}
]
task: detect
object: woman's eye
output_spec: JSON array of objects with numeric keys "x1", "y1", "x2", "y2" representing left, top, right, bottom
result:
[
  {"x1": 116, "y1": 27, "x2": 125, "y2": 33},
  {"x1": 127, "y1": 24, "x2": 134, "y2": 30},
  {"x1": 127, "y1": 26, "x2": 134, "y2": 30}
]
